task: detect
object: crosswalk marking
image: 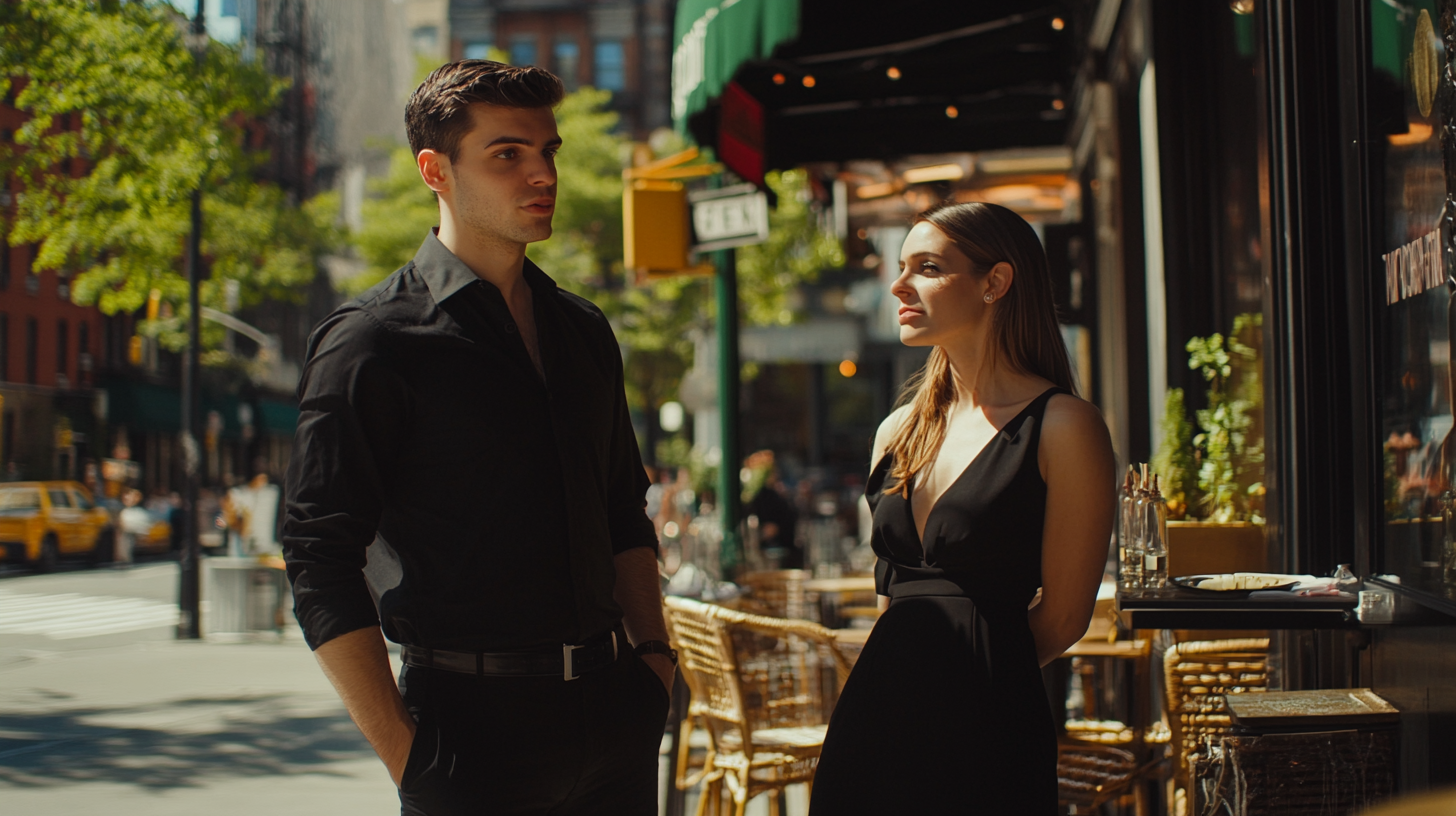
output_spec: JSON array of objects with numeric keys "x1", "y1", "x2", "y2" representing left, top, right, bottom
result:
[{"x1": 0, "y1": 590, "x2": 178, "y2": 639}]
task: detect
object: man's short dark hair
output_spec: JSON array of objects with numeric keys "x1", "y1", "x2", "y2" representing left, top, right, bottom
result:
[{"x1": 406, "y1": 60, "x2": 564, "y2": 162}]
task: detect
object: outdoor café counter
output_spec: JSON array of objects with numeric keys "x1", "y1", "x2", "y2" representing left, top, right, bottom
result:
[{"x1": 1115, "y1": 588, "x2": 1359, "y2": 629}]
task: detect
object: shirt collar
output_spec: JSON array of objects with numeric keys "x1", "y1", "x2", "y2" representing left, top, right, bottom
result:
[{"x1": 412, "y1": 229, "x2": 558, "y2": 306}]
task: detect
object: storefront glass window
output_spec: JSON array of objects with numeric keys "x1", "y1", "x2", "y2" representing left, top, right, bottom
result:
[{"x1": 1369, "y1": 0, "x2": 1451, "y2": 594}]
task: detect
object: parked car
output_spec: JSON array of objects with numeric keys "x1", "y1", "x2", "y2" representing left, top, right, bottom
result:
[{"x1": 0, "y1": 481, "x2": 114, "y2": 571}]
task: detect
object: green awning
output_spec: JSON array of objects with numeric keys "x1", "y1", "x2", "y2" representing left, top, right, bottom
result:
[
  {"x1": 257, "y1": 399, "x2": 299, "y2": 436},
  {"x1": 100, "y1": 378, "x2": 262, "y2": 440},
  {"x1": 672, "y1": 0, "x2": 800, "y2": 132}
]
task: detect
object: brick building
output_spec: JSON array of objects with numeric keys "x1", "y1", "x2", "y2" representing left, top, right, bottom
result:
[{"x1": 448, "y1": 0, "x2": 673, "y2": 137}]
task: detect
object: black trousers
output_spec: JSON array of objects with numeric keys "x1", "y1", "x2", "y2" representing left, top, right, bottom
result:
[{"x1": 397, "y1": 650, "x2": 671, "y2": 815}]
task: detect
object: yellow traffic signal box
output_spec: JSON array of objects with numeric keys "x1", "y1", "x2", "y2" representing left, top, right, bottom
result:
[{"x1": 623, "y1": 178, "x2": 690, "y2": 273}]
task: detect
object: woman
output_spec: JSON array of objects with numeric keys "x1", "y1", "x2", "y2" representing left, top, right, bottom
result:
[{"x1": 809, "y1": 202, "x2": 1114, "y2": 815}]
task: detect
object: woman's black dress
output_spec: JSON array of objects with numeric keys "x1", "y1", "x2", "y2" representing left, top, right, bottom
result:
[{"x1": 809, "y1": 388, "x2": 1064, "y2": 816}]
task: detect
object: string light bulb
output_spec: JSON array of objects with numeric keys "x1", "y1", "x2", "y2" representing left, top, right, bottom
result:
[
  {"x1": 1051, "y1": 17, "x2": 1065, "y2": 30},
  {"x1": 802, "y1": 75, "x2": 816, "y2": 88},
  {"x1": 945, "y1": 105, "x2": 959, "y2": 119},
  {"x1": 886, "y1": 66, "x2": 902, "y2": 80},
  {"x1": 772, "y1": 73, "x2": 786, "y2": 85}
]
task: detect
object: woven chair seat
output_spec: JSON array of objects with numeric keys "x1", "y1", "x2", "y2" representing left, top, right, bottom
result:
[
  {"x1": 752, "y1": 725, "x2": 827, "y2": 749},
  {"x1": 1057, "y1": 740, "x2": 1140, "y2": 807}
]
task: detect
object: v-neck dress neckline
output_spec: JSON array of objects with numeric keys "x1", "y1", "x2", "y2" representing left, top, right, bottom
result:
[{"x1": 906, "y1": 386, "x2": 1062, "y2": 547}]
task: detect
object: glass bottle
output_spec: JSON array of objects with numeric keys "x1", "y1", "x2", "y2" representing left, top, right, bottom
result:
[
  {"x1": 1332, "y1": 563, "x2": 1361, "y2": 594},
  {"x1": 1117, "y1": 466, "x2": 1138, "y2": 590},
  {"x1": 1143, "y1": 474, "x2": 1169, "y2": 592},
  {"x1": 1130, "y1": 466, "x2": 1150, "y2": 590}
]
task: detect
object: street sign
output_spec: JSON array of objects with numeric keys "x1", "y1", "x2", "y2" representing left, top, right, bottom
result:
[{"x1": 690, "y1": 184, "x2": 769, "y2": 252}]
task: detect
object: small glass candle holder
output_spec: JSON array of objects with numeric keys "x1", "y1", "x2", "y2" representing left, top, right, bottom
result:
[{"x1": 1357, "y1": 589, "x2": 1394, "y2": 624}]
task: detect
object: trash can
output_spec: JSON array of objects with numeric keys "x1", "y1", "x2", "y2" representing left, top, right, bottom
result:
[
  {"x1": 1191, "y1": 688, "x2": 1399, "y2": 815},
  {"x1": 205, "y1": 556, "x2": 287, "y2": 638}
]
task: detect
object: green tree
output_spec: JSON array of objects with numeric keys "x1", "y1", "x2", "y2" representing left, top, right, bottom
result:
[{"x1": 0, "y1": 0, "x2": 341, "y2": 354}]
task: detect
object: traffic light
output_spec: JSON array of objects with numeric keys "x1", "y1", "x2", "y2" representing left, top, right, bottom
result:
[
  {"x1": 623, "y1": 179, "x2": 690, "y2": 273},
  {"x1": 622, "y1": 147, "x2": 719, "y2": 283}
]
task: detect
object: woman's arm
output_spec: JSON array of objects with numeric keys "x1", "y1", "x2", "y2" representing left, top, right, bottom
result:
[
  {"x1": 1029, "y1": 395, "x2": 1116, "y2": 666},
  {"x1": 870, "y1": 406, "x2": 911, "y2": 610}
]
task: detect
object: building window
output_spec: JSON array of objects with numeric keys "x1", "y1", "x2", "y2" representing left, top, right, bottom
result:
[
  {"x1": 56, "y1": 318, "x2": 67, "y2": 386},
  {"x1": 24, "y1": 317, "x2": 36, "y2": 385},
  {"x1": 413, "y1": 25, "x2": 439, "y2": 55},
  {"x1": 77, "y1": 320, "x2": 89, "y2": 380},
  {"x1": 554, "y1": 39, "x2": 581, "y2": 90},
  {"x1": 594, "y1": 41, "x2": 626, "y2": 92},
  {"x1": 464, "y1": 42, "x2": 491, "y2": 60},
  {"x1": 510, "y1": 35, "x2": 538, "y2": 67}
]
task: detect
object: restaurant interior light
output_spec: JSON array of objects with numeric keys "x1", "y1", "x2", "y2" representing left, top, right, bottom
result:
[
  {"x1": 1388, "y1": 122, "x2": 1433, "y2": 146},
  {"x1": 945, "y1": 105, "x2": 959, "y2": 119},
  {"x1": 886, "y1": 66, "x2": 902, "y2": 80},
  {"x1": 979, "y1": 184, "x2": 1044, "y2": 204},
  {"x1": 802, "y1": 75, "x2": 816, "y2": 88},
  {"x1": 839, "y1": 360, "x2": 858, "y2": 378},
  {"x1": 1051, "y1": 17, "x2": 1066, "y2": 30},
  {"x1": 977, "y1": 154, "x2": 1074, "y2": 174},
  {"x1": 855, "y1": 181, "x2": 897, "y2": 199},
  {"x1": 1052, "y1": 99, "x2": 1066, "y2": 110},
  {"x1": 902, "y1": 163, "x2": 965, "y2": 184},
  {"x1": 772, "y1": 73, "x2": 786, "y2": 85}
]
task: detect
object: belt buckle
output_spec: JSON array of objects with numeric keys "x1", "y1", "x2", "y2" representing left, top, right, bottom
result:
[{"x1": 563, "y1": 631, "x2": 617, "y2": 681}]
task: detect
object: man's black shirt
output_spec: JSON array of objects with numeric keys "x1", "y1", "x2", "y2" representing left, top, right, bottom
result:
[{"x1": 283, "y1": 231, "x2": 657, "y2": 652}]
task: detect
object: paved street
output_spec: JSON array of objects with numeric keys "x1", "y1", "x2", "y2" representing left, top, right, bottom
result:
[{"x1": 0, "y1": 560, "x2": 396, "y2": 815}]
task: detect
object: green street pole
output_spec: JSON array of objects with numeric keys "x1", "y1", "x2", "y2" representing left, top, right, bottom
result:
[{"x1": 714, "y1": 247, "x2": 741, "y2": 579}]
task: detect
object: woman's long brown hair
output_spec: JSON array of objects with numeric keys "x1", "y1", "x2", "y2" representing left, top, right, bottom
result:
[{"x1": 883, "y1": 201, "x2": 1075, "y2": 497}]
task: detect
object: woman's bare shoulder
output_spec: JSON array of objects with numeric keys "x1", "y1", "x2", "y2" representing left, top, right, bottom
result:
[{"x1": 1041, "y1": 393, "x2": 1114, "y2": 467}]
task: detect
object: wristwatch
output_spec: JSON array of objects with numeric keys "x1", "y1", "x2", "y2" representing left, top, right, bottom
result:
[{"x1": 633, "y1": 639, "x2": 678, "y2": 667}]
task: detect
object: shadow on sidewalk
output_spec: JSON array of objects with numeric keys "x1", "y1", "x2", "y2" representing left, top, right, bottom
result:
[{"x1": 0, "y1": 693, "x2": 375, "y2": 790}]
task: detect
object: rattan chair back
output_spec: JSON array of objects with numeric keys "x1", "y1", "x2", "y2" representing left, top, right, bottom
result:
[
  {"x1": 1162, "y1": 637, "x2": 1270, "y2": 790},
  {"x1": 737, "y1": 570, "x2": 810, "y2": 620},
  {"x1": 664, "y1": 596, "x2": 853, "y2": 816}
]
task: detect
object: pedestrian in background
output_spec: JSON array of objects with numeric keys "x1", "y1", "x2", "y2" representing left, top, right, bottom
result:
[
  {"x1": 283, "y1": 59, "x2": 672, "y2": 816},
  {"x1": 115, "y1": 488, "x2": 147, "y2": 568}
]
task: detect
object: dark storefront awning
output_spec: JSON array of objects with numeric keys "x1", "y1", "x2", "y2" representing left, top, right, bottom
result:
[
  {"x1": 675, "y1": 0, "x2": 1075, "y2": 170},
  {"x1": 100, "y1": 378, "x2": 296, "y2": 440},
  {"x1": 257, "y1": 399, "x2": 300, "y2": 436}
]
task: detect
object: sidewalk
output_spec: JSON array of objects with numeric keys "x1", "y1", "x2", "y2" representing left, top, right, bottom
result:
[{"x1": 0, "y1": 634, "x2": 396, "y2": 815}]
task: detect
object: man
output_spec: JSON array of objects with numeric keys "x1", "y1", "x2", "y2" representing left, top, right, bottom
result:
[{"x1": 283, "y1": 61, "x2": 674, "y2": 815}]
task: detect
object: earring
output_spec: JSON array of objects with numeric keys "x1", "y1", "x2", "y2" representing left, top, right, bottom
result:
[{"x1": 984, "y1": 293, "x2": 994, "y2": 303}]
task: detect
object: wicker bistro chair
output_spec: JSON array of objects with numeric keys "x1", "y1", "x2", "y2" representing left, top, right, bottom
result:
[
  {"x1": 1057, "y1": 739, "x2": 1148, "y2": 811},
  {"x1": 1162, "y1": 638, "x2": 1270, "y2": 791},
  {"x1": 664, "y1": 596, "x2": 853, "y2": 816},
  {"x1": 736, "y1": 570, "x2": 811, "y2": 620}
]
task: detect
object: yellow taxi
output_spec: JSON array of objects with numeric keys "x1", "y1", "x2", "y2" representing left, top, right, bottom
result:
[{"x1": 0, "y1": 481, "x2": 115, "y2": 571}]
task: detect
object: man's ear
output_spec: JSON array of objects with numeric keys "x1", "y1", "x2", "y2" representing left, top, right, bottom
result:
[{"x1": 417, "y1": 149, "x2": 450, "y2": 195}]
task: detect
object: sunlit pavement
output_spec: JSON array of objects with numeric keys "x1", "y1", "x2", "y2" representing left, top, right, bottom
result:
[{"x1": 0, "y1": 561, "x2": 396, "y2": 815}]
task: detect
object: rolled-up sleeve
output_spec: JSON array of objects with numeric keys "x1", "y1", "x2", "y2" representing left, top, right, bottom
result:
[
  {"x1": 604, "y1": 333, "x2": 658, "y2": 556},
  {"x1": 283, "y1": 309, "x2": 410, "y2": 650}
]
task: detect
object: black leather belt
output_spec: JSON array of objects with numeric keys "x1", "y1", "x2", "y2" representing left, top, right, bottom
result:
[{"x1": 400, "y1": 626, "x2": 624, "y2": 680}]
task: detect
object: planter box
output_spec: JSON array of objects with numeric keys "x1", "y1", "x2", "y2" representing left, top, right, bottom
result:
[{"x1": 1167, "y1": 521, "x2": 1268, "y2": 578}]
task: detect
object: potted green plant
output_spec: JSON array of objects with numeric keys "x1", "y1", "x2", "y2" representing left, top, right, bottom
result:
[{"x1": 1154, "y1": 313, "x2": 1269, "y2": 576}]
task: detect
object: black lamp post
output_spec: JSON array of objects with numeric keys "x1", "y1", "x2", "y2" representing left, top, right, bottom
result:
[{"x1": 177, "y1": 4, "x2": 207, "y2": 640}]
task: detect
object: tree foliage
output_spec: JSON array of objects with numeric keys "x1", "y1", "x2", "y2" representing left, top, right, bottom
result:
[{"x1": 0, "y1": 0, "x2": 341, "y2": 353}]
